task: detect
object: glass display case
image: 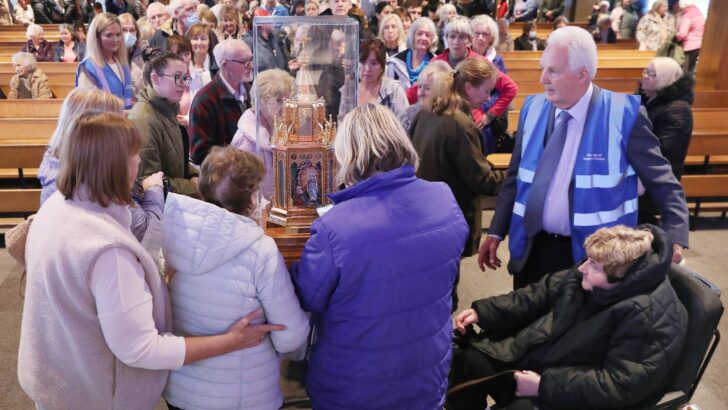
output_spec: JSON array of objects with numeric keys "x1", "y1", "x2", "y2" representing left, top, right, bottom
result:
[{"x1": 251, "y1": 16, "x2": 359, "y2": 232}]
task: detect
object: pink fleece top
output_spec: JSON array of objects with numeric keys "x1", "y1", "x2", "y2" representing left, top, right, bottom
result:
[{"x1": 676, "y1": 5, "x2": 705, "y2": 52}]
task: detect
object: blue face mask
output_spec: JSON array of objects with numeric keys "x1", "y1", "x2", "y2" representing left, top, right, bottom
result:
[
  {"x1": 184, "y1": 13, "x2": 200, "y2": 27},
  {"x1": 123, "y1": 32, "x2": 137, "y2": 48}
]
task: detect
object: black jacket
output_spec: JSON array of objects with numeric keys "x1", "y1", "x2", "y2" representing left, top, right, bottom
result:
[
  {"x1": 31, "y1": 0, "x2": 76, "y2": 23},
  {"x1": 53, "y1": 40, "x2": 85, "y2": 62},
  {"x1": 470, "y1": 224, "x2": 688, "y2": 409},
  {"x1": 514, "y1": 34, "x2": 546, "y2": 51},
  {"x1": 409, "y1": 108, "x2": 502, "y2": 256},
  {"x1": 637, "y1": 75, "x2": 693, "y2": 220}
]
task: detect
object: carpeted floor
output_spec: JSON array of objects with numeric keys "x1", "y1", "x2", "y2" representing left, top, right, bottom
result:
[{"x1": 2, "y1": 213, "x2": 728, "y2": 409}]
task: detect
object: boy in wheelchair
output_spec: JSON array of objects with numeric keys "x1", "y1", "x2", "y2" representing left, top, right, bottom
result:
[{"x1": 448, "y1": 225, "x2": 688, "y2": 410}]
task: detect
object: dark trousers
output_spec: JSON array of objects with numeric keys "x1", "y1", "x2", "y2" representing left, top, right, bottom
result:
[
  {"x1": 684, "y1": 48, "x2": 700, "y2": 74},
  {"x1": 447, "y1": 346, "x2": 537, "y2": 410},
  {"x1": 514, "y1": 231, "x2": 574, "y2": 289}
]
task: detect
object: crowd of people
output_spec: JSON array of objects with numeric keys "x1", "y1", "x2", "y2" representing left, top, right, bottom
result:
[{"x1": 0, "y1": 0, "x2": 709, "y2": 408}]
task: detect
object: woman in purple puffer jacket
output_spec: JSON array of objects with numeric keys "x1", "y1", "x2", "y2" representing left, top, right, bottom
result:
[{"x1": 291, "y1": 103, "x2": 469, "y2": 410}]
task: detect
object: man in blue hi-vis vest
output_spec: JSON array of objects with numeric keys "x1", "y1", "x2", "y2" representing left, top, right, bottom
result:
[{"x1": 478, "y1": 26, "x2": 689, "y2": 289}]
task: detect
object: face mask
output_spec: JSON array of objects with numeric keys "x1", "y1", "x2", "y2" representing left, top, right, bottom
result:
[
  {"x1": 184, "y1": 13, "x2": 200, "y2": 27},
  {"x1": 123, "y1": 32, "x2": 137, "y2": 48},
  {"x1": 528, "y1": 31, "x2": 537, "y2": 39}
]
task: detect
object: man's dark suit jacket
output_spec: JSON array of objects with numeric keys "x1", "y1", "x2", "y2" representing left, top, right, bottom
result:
[{"x1": 489, "y1": 85, "x2": 690, "y2": 274}]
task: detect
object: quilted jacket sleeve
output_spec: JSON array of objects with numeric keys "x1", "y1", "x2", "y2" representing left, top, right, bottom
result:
[
  {"x1": 473, "y1": 269, "x2": 567, "y2": 333},
  {"x1": 538, "y1": 298, "x2": 686, "y2": 408},
  {"x1": 256, "y1": 236, "x2": 310, "y2": 354},
  {"x1": 290, "y1": 219, "x2": 339, "y2": 314}
]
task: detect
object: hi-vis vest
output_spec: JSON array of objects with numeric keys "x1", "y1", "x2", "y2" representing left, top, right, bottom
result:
[
  {"x1": 76, "y1": 59, "x2": 134, "y2": 109},
  {"x1": 508, "y1": 89, "x2": 641, "y2": 262}
]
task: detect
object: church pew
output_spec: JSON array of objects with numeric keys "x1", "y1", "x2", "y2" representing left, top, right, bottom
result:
[
  {"x1": 0, "y1": 24, "x2": 60, "y2": 32},
  {"x1": 0, "y1": 71, "x2": 75, "y2": 85},
  {"x1": 0, "y1": 100, "x2": 63, "y2": 118},
  {"x1": 506, "y1": 57, "x2": 653, "y2": 69},
  {"x1": 0, "y1": 62, "x2": 78, "y2": 73},
  {"x1": 506, "y1": 67, "x2": 643, "y2": 81},
  {"x1": 0, "y1": 118, "x2": 57, "y2": 140},
  {"x1": 0, "y1": 144, "x2": 44, "y2": 215},
  {"x1": 0, "y1": 84, "x2": 74, "y2": 98}
]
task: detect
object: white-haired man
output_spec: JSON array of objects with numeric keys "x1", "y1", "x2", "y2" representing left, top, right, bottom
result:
[
  {"x1": 149, "y1": 0, "x2": 201, "y2": 49},
  {"x1": 147, "y1": 2, "x2": 171, "y2": 30},
  {"x1": 189, "y1": 39, "x2": 253, "y2": 165},
  {"x1": 479, "y1": 26, "x2": 689, "y2": 289}
]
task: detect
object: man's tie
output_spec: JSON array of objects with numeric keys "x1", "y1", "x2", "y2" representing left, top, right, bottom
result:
[{"x1": 523, "y1": 110, "x2": 572, "y2": 236}]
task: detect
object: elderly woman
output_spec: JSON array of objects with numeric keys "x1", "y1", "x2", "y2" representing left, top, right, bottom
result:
[
  {"x1": 593, "y1": 15, "x2": 617, "y2": 43},
  {"x1": 129, "y1": 50, "x2": 199, "y2": 196},
  {"x1": 676, "y1": 0, "x2": 705, "y2": 73},
  {"x1": 379, "y1": 13, "x2": 407, "y2": 56},
  {"x1": 53, "y1": 24, "x2": 85, "y2": 62},
  {"x1": 588, "y1": 0, "x2": 611, "y2": 29},
  {"x1": 231, "y1": 69, "x2": 293, "y2": 200},
  {"x1": 410, "y1": 57, "x2": 502, "y2": 260},
  {"x1": 21, "y1": 24, "x2": 53, "y2": 62},
  {"x1": 19, "y1": 111, "x2": 284, "y2": 410},
  {"x1": 386, "y1": 16, "x2": 438, "y2": 92},
  {"x1": 448, "y1": 225, "x2": 687, "y2": 410},
  {"x1": 399, "y1": 60, "x2": 450, "y2": 131},
  {"x1": 407, "y1": 18, "x2": 518, "y2": 127},
  {"x1": 13, "y1": 0, "x2": 34, "y2": 26},
  {"x1": 471, "y1": 14, "x2": 505, "y2": 72},
  {"x1": 162, "y1": 146, "x2": 309, "y2": 410},
  {"x1": 77, "y1": 13, "x2": 134, "y2": 109},
  {"x1": 637, "y1": 57, "x2": 693, "y2": 224},
  {"x1": 291, "y1": 103, "x2": 468, "y2": 409},
  {"x1": 636, "y1": 0, "x2": 674, "y2": 51},
  {"x1": 496, "y1": 18, "x2": 514, "y2": 52},
  {"x1": 514, "y1": 21, "x2": 546, "y2": 50},
  {"x1": 8, "y1": 52, "x2": 51, "y2": 99},
  {"x1": 341, "y1": 38, "x2": 409, "y2": 120},
  {"x1": 435, "y1": 3, "x2": 457, "y2": 52}
]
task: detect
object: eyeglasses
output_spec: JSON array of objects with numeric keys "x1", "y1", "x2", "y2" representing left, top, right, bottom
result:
[
  {"x1": 158, "y1": 73, "x2": 192, "y2": 86},
  {"x1": 642, "y1": 69, "x2": 657, "y2": 78},
  {"x1": 226, "y1": 58, "x2": 253, "y2": 67}
]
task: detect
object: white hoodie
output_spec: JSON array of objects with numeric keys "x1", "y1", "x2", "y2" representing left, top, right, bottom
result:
[{"x1": 161, "y1": 193, "x2": 309, "y2": 410}]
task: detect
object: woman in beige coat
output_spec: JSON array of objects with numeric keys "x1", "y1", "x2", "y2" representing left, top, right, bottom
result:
[{"x1": 8, "y1": 52, "x2": 52, "y2": 99}]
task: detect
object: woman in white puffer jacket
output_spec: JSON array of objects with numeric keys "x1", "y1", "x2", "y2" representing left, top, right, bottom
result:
[{"x1": 161, "y1": 146, "x2": 310, "y2": 410}]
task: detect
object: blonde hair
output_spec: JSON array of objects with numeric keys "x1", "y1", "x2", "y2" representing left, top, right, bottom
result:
[
  {"x1": 57, "y1": 112, "x2": 141, "y2": 207},
  {"x1": 649, "y1": 0, "x2": 667, "y2": 14},
  {"x1": 443, "y1": 15, "x2": 473, "y2": 38},
  {"x1": 453, "y1": 57, "x2": 498, "y2": 108},
  {"x1": 11, "y1": 52, "x2": 37, "y2": 71},
  {"x1": 584, "y1": 225, "x2": 654, "y2": 282},
  {"x1": 421, "y1": 60, "x2": 461, "y2": 116},
  {"x1": 378, "y1": 13, "x2": 406, "y2": 47},
  {"x1": 86, "y1": 13, "x2": 129, "y2": 69},
  {"x1": 650, "y1": 57, "x2": 684, "y2": 92},
  {"x1": 251, "y1": 68, "x2": 293, "y2": 106},
  {"x1": 137, "y1": 17, "x2": 155, "y2": 41},
  {"x1": 335, "y1": 103, "x2": 419, "y2": 186},
  {"x1": 437, "y1": 3, "x2": 456, "y2": 27},
  {"x1": 49, "y1": 88, "x2": 124, "y2": 157}
]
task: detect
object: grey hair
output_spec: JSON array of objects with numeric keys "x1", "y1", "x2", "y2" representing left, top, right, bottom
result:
[
  {"x1": 650, "y1": 57, "x2": 683, "y2": 91},
  {"x1": 471, "y1": 14, "x2": 499, "y2": 48},
  {"x1": 334, "y1": 104, "x2": 419, "y2": 186},
  {"x1": 12, "y1": 52, "x2": 37, "y2": 71},
  {"x1": 26, "y1": 24, "x2": 43, "y2": 40},
  {"x1": 437, "y1": 3, "x2": 456, "y2": 26},
  {"x1": 213, "y1": 38, "x2": 248, "y2": 67},
  {"x1": 378, "y1": 13, "x2": 406, "y2": 47},
  {"x1": 406, "y1": 17, "x2": 438, "y2": 53},
  {"x1": 168, "y1": 0, "x2": 196, "y2": 15},
  {"x1": 546, "y1": 26, "x2": 597, "y2": 79},
  {"x1": 443, "y1": 16, "x2": 473, "y2": 39}
]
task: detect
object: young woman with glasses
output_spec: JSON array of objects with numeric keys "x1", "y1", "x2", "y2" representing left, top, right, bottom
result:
[{"x1": 129, "y1": 50, "x2": 201, "y2": 197}]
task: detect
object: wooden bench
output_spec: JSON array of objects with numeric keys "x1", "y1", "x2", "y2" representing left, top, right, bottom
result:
[
  {"x1": 501, "y1": 50, "x2": 656, "y2": 59},
  {"x1": 0, "y1": 100, "x2": 63, "y2": 118},
  {"x1": 0, "y1": 144, "x2": 44, "y2": 215}
]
